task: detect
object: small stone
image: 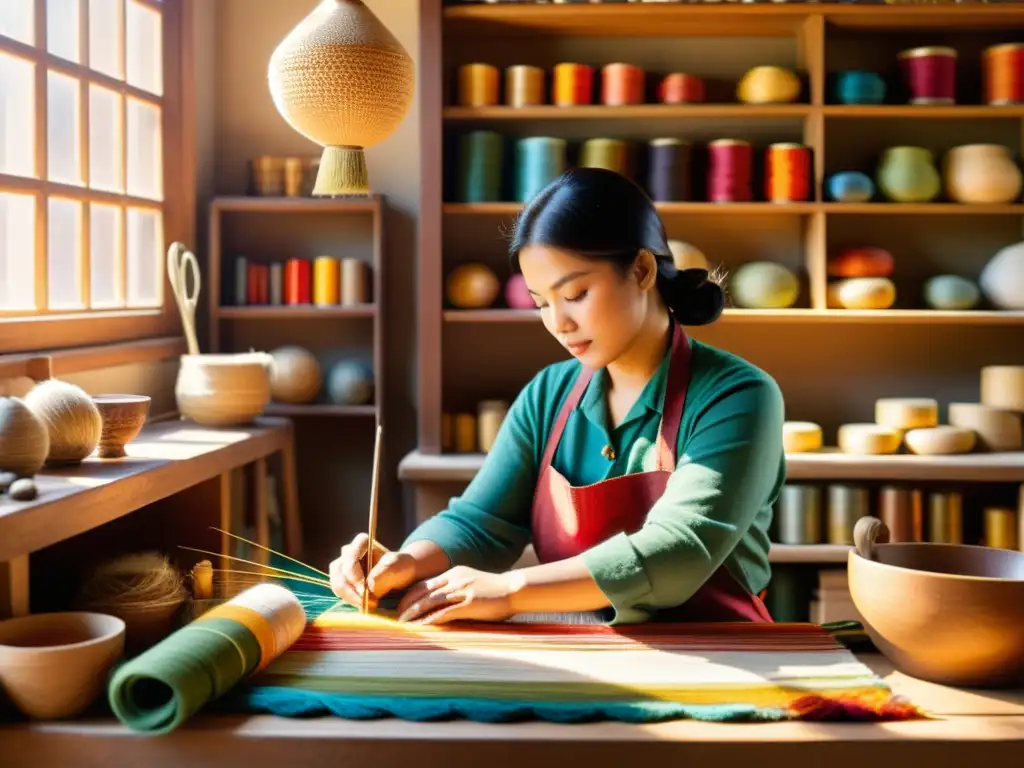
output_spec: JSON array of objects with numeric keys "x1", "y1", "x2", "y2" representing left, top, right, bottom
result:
[
  {"x1": 0, "y1": 471, "x2": 16, "y2": 493},
  {"x1": 8, "y1": 478, "x2": 37, "y2": 502}
]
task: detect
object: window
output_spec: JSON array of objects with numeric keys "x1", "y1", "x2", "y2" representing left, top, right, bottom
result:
[{"x1": 0, "y1": 0, "x2": 190, "y2": 354}]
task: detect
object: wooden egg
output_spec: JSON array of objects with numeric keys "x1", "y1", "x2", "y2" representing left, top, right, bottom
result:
[
  {"x1": 827, "y1": 277, "x2": 896, "y2": 310},
  {"x1": 668, "y1": 240, "x2": 709, "y2": 272},
  {"x1": 326, "y1": 360, "x2": 374, "y2": 406},
  {"x1": 504, "y1": 274, "x2": 535, "y2": 310},
  {"x1": 446, "y1": 264, "x2": 500, "y2": 309},
  {"x1": 23, "y1": 380, "x2": 101, "y2": 466},
  {"x1": 923, "y1": 275, "x2": 980, "y2": 310},
  {"x1": 728, "y1": 261, "x2": 799, "y2": 309},
  {"x1": 904, "y1": 426, "x2": 976, "y2": 456},
  {"x1": 828, "y1": 247, "x2": 894, "y2": 279},
  {"x1": 0, "y1": 397, "x2": 50, "y2": 476},
  {"x1": 269, "y1": 346, "x2": 322, "y2": 404}
]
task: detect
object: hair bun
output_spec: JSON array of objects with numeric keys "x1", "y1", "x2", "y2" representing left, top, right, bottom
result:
[{"x1": 657, "y1": 264, "x2": 725, "y2": 326}]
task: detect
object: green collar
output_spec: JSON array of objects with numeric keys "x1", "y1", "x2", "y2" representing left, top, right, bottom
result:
[{"x1": 578, "y1": 347, "x2": 673, "y2": 435}]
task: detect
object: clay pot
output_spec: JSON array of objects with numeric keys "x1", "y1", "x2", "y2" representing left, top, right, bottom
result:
[
  {"x1": 848, "y1": 516, "x2": 1024, "y2": 688},
  {"x1": 174, "y1": 353, "x2": 272, "y2": 428},
  {"x1": 877, "y1": 146, "x2": 941, "y2": 203},
  {"x1": 943, "y1": 144, "x2": 1023, "y2": 204},
  {"x1": 0, "y1": 612, "x2": 125, "y2": 719},
  {"x1": 92, "y1": 395, "x2": 151, "y2": 459}
]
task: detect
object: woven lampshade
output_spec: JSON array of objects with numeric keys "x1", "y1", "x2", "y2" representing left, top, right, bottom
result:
[{"x1": 268, "y1": 0, "x2": 414, "y2": 195}]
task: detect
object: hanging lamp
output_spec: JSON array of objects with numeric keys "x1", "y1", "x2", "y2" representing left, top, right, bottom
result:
[{"x1": 267, "y1": 0, "x2": 415, "y2": 196}]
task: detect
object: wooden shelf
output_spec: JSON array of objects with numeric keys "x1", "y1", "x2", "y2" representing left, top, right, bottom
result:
[
  {"x1": 210, "y1": 195, "x2": 383, "y2": 214},
  {"x1": 820, "y1": 204, "x2": 1024, "y2": 216},
  {"x1": 822, "y1": 106, "x2": 1024, "y2": 119},
  {"x1": 443, "y1": 202, "x2": 1024, "y2": 217},
  {"x1": 397, "y1": 449, "x2": 1024, "y2": 485},
  {"x1": 263, "y1": 404, "x2": 376, "y2": 418},
  {"x1": 443, "y1": 104, "x2": 811, "y2": 121},
  {"x1": 217, "y1": 305, "x2": 376, "y2": 320}
]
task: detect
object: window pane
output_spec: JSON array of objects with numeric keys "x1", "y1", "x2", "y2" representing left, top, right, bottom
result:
[
  {"x1": 89, "y1": 0, "x2": 123, "y2": 79},
  {"x1": 0, "y1": 0, "x2": 34, "y2": 45},
  {"x1": 89, "y1": 84, "x2": 122, "y2": 192},
  {"x1": 126, "y1": 1, "x2": 161, "y2": 96},
  {"x1": 48, "y1": 197, "x2": 83, "y2": 310},
  {"x1": 0, "y1": 192, "x2": 36, "y2": 311},
  {"x1": 126, "y1": 207, "x2": 160, "y2": 306},
  {"x1": 47, "y1": 71, "x2": 82, "y2": 185},
  {"x1": 47, "y1": 0, "x2": 80, "y2": 64},
  {"x1": 0, "y1": 53, "x2": 35, "y2": 178},
  {"x1": 90, "y1": 203, "x2": 121, "y2": 308},
  {"x1": 126, "y1": 98, "x2": 161, "y2": 200}
]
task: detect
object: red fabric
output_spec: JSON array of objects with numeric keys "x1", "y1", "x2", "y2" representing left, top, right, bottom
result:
[{"x1": 530, "y1": 322, "x2": 772, "y2": 623}]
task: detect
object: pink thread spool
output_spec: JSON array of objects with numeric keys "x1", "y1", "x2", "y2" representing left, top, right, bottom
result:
[
  {"x1": 601, "y1": 63, "x2": 645, "y2": 106},
  {"x1": 899, "y1": 46, "x2": 957, "y2": 105},
  {"x1": 707, "y1": 139, "x2": 753, "y2": 203}
]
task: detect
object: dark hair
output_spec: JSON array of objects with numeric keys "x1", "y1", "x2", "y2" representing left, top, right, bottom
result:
[{"x1": 508, "y1": 167, "x2": 725, "y2": 326}]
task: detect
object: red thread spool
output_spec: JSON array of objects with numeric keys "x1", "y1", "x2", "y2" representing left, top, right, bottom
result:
[
  {"x1": 765, "y1": 143, "x2": 811, "y2": 203},
  {"x1": 658, "y1": 73, "x2": 705, "y2": 104},
  {"x1": 707, "y1": 139, "x2": 753, "y2": 203},
  {"x1": 553, "y1": 63, "x2": 594, "y2": 106},
  {"x1": 983, "y1": 43, "x2": 1024, "y2": 105},
  {"x1": 601, "y1": 63, "x2": 645, "y2": 106},
  {"x1": 284, "y1": 258, "x2": 311, "y2": 305},
  {"x1": 898, "y1": 46, "x2": 957, "y2": 105}
]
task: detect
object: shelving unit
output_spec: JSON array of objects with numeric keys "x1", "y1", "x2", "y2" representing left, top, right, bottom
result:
[{"x1": 407, "y1": 3, "x2": 1024, "y2": 612}]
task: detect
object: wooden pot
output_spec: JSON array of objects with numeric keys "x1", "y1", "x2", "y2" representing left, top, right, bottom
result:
[
  {"x1": 848, "y1": 516, "x2": 1024, "y2": 688},
  {"x1": 174, "y1": 353, "x2": 272, "y2": 428}
]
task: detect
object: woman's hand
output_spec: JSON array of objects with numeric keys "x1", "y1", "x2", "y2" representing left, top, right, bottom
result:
[
  {"x1": 328, "y1": 533, "x2": 418, "y2": 610},
  {"x1": 396, "y1": 566, "x2": 523, "y2": 625}
]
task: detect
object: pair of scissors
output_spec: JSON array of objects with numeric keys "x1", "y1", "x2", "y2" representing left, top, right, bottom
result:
[{"x1": 166, "y1": 242, "x2": 202, "y2": 356}]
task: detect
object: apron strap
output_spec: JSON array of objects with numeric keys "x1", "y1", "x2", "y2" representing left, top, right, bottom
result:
[
  {"x1": 538, "y1": 365, "x2": 595, "y2": 472},
  {"x1": 655, "y1": 323, "x2": 692, "y2": 472}
]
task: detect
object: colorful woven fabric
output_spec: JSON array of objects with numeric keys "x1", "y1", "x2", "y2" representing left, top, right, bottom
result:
[{"x1": 221, "y1": 608, "x2": 923, "y2": 724}]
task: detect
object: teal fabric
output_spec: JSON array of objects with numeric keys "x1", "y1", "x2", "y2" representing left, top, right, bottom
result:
[{"x1": 403, "y1": 337, "x2": 787, "y2": 624}]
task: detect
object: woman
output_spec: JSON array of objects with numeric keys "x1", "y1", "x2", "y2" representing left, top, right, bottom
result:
[{"x1": 330, "y1": 167, "x2": 786, "y2": 626}]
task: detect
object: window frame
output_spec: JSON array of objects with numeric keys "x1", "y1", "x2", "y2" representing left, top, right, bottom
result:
[{"x1": 0, "y1": 0, "x2": 194, "y2": 355}]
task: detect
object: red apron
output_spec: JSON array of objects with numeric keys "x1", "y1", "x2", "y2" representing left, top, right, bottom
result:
[{"x1": 530, "y1": 322, "x2": 773, "y2": 623}]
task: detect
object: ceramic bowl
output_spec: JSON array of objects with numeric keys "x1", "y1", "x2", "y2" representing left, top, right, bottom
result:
[
  {"x1": 0, "y1": 612, "x2": 125, "y2": 719},
  {"x1": 848, "y1": 516, "x2": 1024, "y2": 688},
  {"x1": 92, "y1": 395, "x2": 151, "y2": 459}
]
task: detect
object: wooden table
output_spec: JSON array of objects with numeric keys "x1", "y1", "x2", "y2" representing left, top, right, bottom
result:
[
  {"x1": 0, "y1": 653, "x2": 1019, "y2": 767},
  {"x1": 0, "y1": 416, "x2": 301, "y2": 619}
]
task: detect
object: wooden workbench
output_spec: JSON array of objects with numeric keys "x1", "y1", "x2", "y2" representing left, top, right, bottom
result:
[
  {"x1": 0, "y1": 416, "x2": 301, "y2": 619},
  {"x1": 0, "y1": 653, "x2": 1019, "y2": 768}
]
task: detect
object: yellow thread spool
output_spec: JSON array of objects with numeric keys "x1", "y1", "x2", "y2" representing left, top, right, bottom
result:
[
  {"x1": 506, "y1": 65, "x2": 545, "y2": 107},
  {"x1": 927, "y1": 492, "x2": 963, "y2": 544},
  {"x1": 458, "y1": 63, "x2": 499, "y2": 107},
  {"x1": 984, "y1": 506, "x2": 1018, "y2": 550},
  {"x1": 453, "y1": 413, "x2": 476, "y2": 453},
  {"x1": 313, "y1": 257, "x2": 340, "y2": 306},
  {"x1": 580, "y1": 138, "x2": 630, "y2": 177},
  {"x1": 477, "y1": 400, "x2": 508, "y2": 453}
]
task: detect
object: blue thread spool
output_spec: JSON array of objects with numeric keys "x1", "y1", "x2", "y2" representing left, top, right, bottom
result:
[
  {"x1": 828, "y1": 171, "x2": 875, "y2": 203},
  {"x1": 515, "y1": 137, "x2": 567, "y2": 203},
  {"x1": 835, "y1": 71, "x2": 886, "y2": 105},
  {"x1": 457, "y1": 131, "x2": 504, "y2": 203}
]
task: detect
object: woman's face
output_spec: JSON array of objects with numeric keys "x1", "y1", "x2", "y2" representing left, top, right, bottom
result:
[{"x1": 517, "y1": 245, "x2": 654, "y2": 369}]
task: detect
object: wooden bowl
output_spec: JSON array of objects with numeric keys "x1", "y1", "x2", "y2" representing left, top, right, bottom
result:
[
  {"x1": 848, "y1": 516, "x2": 1024, "y2": 688},
  {"x1": 92, "y1": 395, "x2": 151, "y2": 459},
  {"x1": 174, "y1": 353, "x2": 272, "y2": 427},
  {"x1": 0, "y1": 612, "x2": 125, "y2": 719}
]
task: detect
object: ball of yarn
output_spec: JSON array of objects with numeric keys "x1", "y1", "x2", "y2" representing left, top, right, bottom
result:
[
  {"x1": 326, "y1": 360, "x2": 375, "y2": 406},
  {"x1": 924, "y1": 275, "x2": 980, "y2": 310},
  {"x1": 729, "y1": 262, "x2": 800, "y2": 309},
  {"x1": 979, "y1": 241, "x2": 1024, "y2": 310},
  {"x1": 269, "y1": 346, "x2": 322, "y2": 404},
  {"x1": 828, "y1": 171, "x2": 875, "y2": 203},
  {"x1": 446, "y1": 264, "x2": 500, "y2": 309},
  {"x1": 24, "y1": 379, "x2": 102, "y2": 466},
  {"x1": 0, "y1": 397, "x2": 50, "y2": 476},
  {"x1": 504, "y1": 274, "x2": 535, "y2": 310}
]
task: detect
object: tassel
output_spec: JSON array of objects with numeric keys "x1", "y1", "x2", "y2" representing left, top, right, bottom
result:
[{"x1": 313, "y1": 146, "x2": 369, "y2": 195}]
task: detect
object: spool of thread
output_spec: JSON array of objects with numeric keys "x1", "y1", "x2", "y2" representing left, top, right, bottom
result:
[
  {"x1": 283, "y1": 158, "x2": 304, "y2": 197},
  {"x1": 927, "y1": 491, "x2": 963, "y2": 544},
  {"x1": 506, "y1": 65, "x2": 545, "y2": 108},
  {"x1": 553, "y1": 63, "x2": 593, "y2": 106},
  {"x1": 647, "y1": 138, "x2": 692, "y2": 202},
  {"x1": 983, "y1": 43, "x2": 1024, "y2": 105},
  {"x1": 453, "y1": 413, "x2": 476, "y2": 453},
  {"x1": 457, "y1": 131, "x2": 504, "y2": 203},
  {"x1": 341, "y1": 259, "x2": 369, "y2": 305},
  {"x1": 313, "y1": 257, "x2": 340, "y2": 306},
  {"x1": 765, "y1": 142, "x2": 811, "y2": 203},
  {"x1": 878, "y1": 485, "x2": 918, "y2": 542},
  {"x1": 601, "y1": 63, "x2": 644, "y2": 106},
  {"x1": 515, "y1": 137, "x2": 567, "y2": 203},
  {"x1": 284, "y1": 259, "x2": 311, "y2": 305},
  {"x1": 984, "y1": 507, "x2": 1018, "y2": 550},
  {"x1": 234, "y1": 256, "x2": 247, "y2": 305},
  {"x1": 776, "y1": 485, "x2": 821, "y2": 545},
  {"x1": 827, "y1": 484, "x2": 869, "y2": 545},
  {"x1": 658, "y1": 73, "x2": 705, "y2": 104},
  {"x1": 108, "y1": 583, "x2": 305, "y2": 734},
  {"x1": 457, "y1": 63, "x2": 499, "y2": 107},
  {"x1": 579, "y1": 138, "x2": 630, "y2": 177},
  {"x1": 898, "y1": 46, "x2": 957, "y2": 105},
  {"x1": 477, "y1": 400, "x2": 508, "y2": 453},
  {"x1": 269, "y1": 263, "x2": 283, "y2": 305},
  {"x1": 707, "y1": 139, "x2": 753, "y2": 203}
]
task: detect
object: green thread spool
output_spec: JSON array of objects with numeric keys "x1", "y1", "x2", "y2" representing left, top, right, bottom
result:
[
  {"x1": 516, "y1": 136, "x2": 567, "y2": 203},
  {"x1": 776, "y1": 484, "x2": 821, "y2": 545},
  {"x1": 457, "y1": 131, "x2": 504, "y2": 203},
  {"x1": 580, "y1": 138, "x2": 630, "y2": 177}
]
